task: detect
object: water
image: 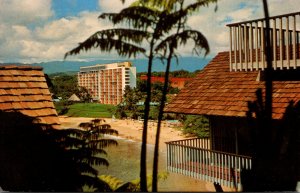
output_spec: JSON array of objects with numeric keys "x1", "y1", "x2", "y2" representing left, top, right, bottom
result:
[{"x1": 95, "y1": 136, "x2": 212, "y2": 192}]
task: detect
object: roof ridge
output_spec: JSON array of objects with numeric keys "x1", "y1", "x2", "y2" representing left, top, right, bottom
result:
[{"x1": 0, "y1": 65, "x2": 43, "y2": 70}]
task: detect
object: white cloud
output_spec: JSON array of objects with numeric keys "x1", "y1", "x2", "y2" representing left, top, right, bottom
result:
[
  {"x1": 181, "y1": 0, "x2": 300, "y2": 58},
  {"x1": 98, "y1": 0, "x2": 135, "y2": 12},
  {"x1": 0, "y1": 0, "x2": 299, "y2": 63},
  {"x1": 0, "y1": 0, "x2": 53, "y2": 25}
]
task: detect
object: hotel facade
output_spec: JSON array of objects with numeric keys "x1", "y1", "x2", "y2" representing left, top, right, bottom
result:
[{"x1": 78, "y1": 62, "x2": 136, "y2": 105}]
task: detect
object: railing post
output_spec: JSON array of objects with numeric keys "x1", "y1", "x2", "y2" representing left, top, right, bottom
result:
[
  {"x1": 234, "y1": 26, "x2": 238, "y2": 71},
  {"x1": 239, "y1": 25, "x2": 243, "y2": 70},
  {"x1": 167, "y1": 143, "x2": 169, "y2": 171},
  {"x1": 255, "y1": 22, "x2": 259, "y2": 70},
  {"x1": 286, "y1": 16, "x2": 290, "y2": 69},
  {"x1": 229, "y1": 26, "x2": 233, "y2": 71},
  {"x1": 280, "y1": 17, "x2": 284, "y2": 69},
  {"x1": 244, "y1": 24, "x2": 249, "y2": 71},
  {"x1": 293, "y1": 15, "x2": 297, "y2": 68},
  {"x1": 273, "y1": 18, "x2": 277, "y2": 69},
  {"x1": 250, "y1": 23, "x2": 254, "y2": 70},
  {"x1": 261, "y1": 21, "x2": 266, "y2": 69}
]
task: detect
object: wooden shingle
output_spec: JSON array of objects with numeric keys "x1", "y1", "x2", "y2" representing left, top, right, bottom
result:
[
  {"x1": 0, "y1": 65, "x2": 60, "y2": 127},
  {"x1": 165, "y1": 51, "x2": 300, "y2": 120}
]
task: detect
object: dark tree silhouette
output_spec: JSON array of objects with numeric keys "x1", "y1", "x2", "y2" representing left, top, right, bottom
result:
[
  {"x1": 0, "y1": 111, "x2": 81, "y2": 191},
  {"x1": 0, "y1": 111, "x2": 118, "y2": 191}
]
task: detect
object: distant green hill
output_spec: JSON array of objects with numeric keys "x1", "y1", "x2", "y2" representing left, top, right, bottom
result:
[{"x1": 1, "y1": 57, "x2": 211, "y2": 75}]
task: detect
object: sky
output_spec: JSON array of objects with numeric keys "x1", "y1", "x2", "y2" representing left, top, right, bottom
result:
[{"x1": 0, "y1": 0, "x2": 298, "y2": 63}]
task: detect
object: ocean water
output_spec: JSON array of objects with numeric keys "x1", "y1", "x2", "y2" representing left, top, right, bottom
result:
[{"x1": 95, "y1": 136, "x2": 211, "y2": 192}]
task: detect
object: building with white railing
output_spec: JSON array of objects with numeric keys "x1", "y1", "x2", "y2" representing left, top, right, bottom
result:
[
  {"x1": 78, "y1": 62, "x2": 136, "y2": 105},
  {"x1": 165, "y1": 11, "x2": 300, "y2": 191}
]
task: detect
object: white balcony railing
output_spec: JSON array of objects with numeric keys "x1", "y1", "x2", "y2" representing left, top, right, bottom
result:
[
  {"x1": 228, "y1": 12, "x2": 300, "y2": 71},
  {"x1": 166, "y1": 138, "x2": 252, "y2": 190}
]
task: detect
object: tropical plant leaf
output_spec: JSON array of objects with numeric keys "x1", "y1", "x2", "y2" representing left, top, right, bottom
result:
[
  {"x1": 84, "y1": 156, "x2": 109, "y2": 167},
  {"x1": 91, "y1": 125, "x2": 119, "y2": 136},
  {"x1": 155, "y1": 30, "x2": 209, "y2": 56},
  {"x1": 89, "y1": 139, "x2": 118, "y2": 149},
  {"x1": 77, "y1": 162, "x2": 99, "y2": 176},
  {"x1": 184, "y1": 0, "x2": 218, "y2": 15},
  {"x1": 56, "y1": 135, "x2": 85, "y2": 149},
  {"x1": 99, "y1": 6, "x2": 159, "y2": 29},
  {"x1": 64, "y1": 29, "x2": 146, "y2": 59},
  {"x1": 79, "y1": 175, "x2": 112, "y2": 192},
  {"x1": 99, "y1": 175, "x2": 124, "y2": 190},
  {"x1": 79, "y1": 122, "x2": 93, "y2": 129}
]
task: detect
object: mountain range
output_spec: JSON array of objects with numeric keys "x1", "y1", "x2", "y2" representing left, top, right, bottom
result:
[{"x1": 3, "y1": 57, "x2": 212, "y2": 74}]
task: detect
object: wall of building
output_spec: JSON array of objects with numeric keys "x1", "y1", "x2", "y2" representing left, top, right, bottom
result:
[
  {"x1": 139, "y1": 75, "x2": 192, "y2": 89},
  {"x1": 209, "y1": 116, "x2": 252, "y2": 156},
  {"x1": 78, "y1": 62, "x2": 136, "y2": 105}
]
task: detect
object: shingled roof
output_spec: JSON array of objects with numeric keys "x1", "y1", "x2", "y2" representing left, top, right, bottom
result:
[
  {"x1": 165, "y1": 51, "x2": 300, "y2": 119},
  {"x1": 0, "y1": 65, "x2": 60, "y2": 128}
]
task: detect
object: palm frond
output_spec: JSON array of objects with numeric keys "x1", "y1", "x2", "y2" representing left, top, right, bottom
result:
[
  {"x1": 64, "y1": 29, "x2": 147, "y2": 59},
  {"x1": 89, "y1": 139, "x2": 118, "y2": 149},
  {"x1": 77, "y1": 162, "x2": 99, "y2": 176},
  {"x1": 67, "y1": 148, "x2": 92, "y2": 160},
  {"x1": 155, "y1": 30, "x2": 209, "y2": 56},
  {"x1": 153, "y1": 0, "x2": 218, "y2": 37},
  {"x1": 92, "y1": 127, "x2": 119, "y2": 136},
  {"x1": 184, "y1": 0, "x2": 218, "y2": 15},
  {"x1": 99, "y1": 175, "x2": 125, "y2": 190},
  {"x1": 79, "y1": 175, "x2": 112, "y2": 192},
  {"x1": 59, "y1": 137, "x2": 85, "y2": 149},
  {"x1": 91, "y1": 118, "x2": 105, "y2": 126},
  {"x1": 79, "y1": 122, "x2": 93, "y2": 129},
  {"x1": 99, "y1": 6, "x2": 159, "y2": 29},
  {"x1": 84, "y1": 156, "x2": 109, "y2": 167}
]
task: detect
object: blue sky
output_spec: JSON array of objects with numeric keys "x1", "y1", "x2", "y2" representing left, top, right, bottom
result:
[
  {"x1": 0, "y1": 0, "x2": 298, "y2": 63},
  {"x1": 52, "y1": 0, "x2": 99, "y2": 19}
]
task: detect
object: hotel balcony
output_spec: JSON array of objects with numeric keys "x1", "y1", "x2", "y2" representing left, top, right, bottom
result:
[
  {"x1": 166, "y1": 138, "x2": 252, "y2": 190},
  {"x1": 228, "y1": 11, "x2": 300, "y2": 71}
]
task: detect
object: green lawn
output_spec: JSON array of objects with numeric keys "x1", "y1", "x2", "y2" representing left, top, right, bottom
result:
[{"x1": 64, "y1": 103, "x2": 115, "y2": 118}]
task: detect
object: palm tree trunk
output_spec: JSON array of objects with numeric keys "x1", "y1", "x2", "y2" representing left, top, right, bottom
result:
[
  {"x1": 152, "y1": 1, "x2": 184, "y2": 191},
  {"x1": 152, "y1": 48, "x2": 173, "y2": 191},
  {"x1": 140, "y1": 40, "x2": 155, "y2": 192}
]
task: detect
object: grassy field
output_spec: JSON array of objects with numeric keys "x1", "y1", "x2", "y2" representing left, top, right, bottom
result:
[{"x1": 59, "y1": 103, "x2": 115, "y2": 118}]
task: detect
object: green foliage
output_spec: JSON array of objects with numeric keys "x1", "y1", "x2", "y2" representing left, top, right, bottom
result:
[
  {"x1": 49, "y1": 73, "x2": 92, "y2": 102},
  {"x1": 137, "y1": 69, "x2": 199, "y2": 78},
  {"x1": 98, "y1": 175, "x2": 124, "y2": 190},
  {"x1": 136, "y1": 79, "x2": 179, "y2": 101},
  {"x1": 113, "y1": 104, "x2": 128, "y2": 119},
  {"x1": 61, "y1": 103, "x2": 115, "y2": 118},
  {"x1": 99, "y1": 172, "x2": 168, "y2": 192},
  {"x1": 181, "y1": 115, "x2": 209, "y2": 138},
  {"x1": 149, "y1": 106, "x2": 159, "y2": 120}
]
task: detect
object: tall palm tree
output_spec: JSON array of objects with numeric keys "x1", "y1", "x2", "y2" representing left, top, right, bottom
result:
[{"x1": 144, "y1": 0, "x2": 217, "y2": 190}]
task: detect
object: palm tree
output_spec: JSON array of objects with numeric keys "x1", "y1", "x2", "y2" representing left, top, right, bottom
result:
[
  {"x1": 141, "y1": 0, "x2": 217, "y2": 190},
  {"x1": 47, "y1": 118, "x2": 118, "y2": 191}
]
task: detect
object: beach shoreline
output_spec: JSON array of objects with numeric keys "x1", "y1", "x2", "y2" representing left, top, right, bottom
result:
[{"x1": 58, "y1": 116, "x2": 190, "y2": 151}]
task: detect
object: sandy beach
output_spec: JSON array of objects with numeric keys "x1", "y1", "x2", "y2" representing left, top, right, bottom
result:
[{"x1": 58, "y1": 116, "x2": 188, "y2": 151}]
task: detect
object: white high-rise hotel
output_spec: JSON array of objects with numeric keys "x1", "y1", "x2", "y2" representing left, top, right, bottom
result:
[{"x1": 78, "y1": 62, "x2": 136, "y2": 105}]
